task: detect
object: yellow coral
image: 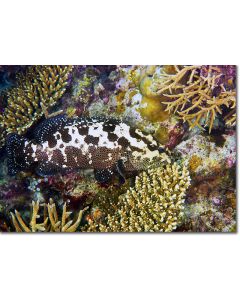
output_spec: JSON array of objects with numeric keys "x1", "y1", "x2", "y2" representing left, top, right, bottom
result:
[
  {"x1": 10, "y1": 199, "x2": 88, "y2": 232},
  {"x1": 188, "y1": 155, "x2": 202, "y2": 173},
  {"x1": 84, "y1": 162, "x2": 191, "y2": 232},
  {"x1": 0, "y1": 65, "x2": 73, "y2": 146},
  {"x1": 154, "y1": 125, "x2": 170, "y2": 144},
  {"x1": 138, "y1": 96, "x2": 169, "y2": 122},
  {"x1": 153, "y1": 65, "x2": 236, "y2": 133},
  {"x1": 137, "y1": 68, "x2": 169, "y2": 122}
]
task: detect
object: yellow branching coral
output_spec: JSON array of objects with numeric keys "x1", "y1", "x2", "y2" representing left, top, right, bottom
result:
[
  {"x1": 153, "y1": 65, "x2": 236, "y2": 133},
  {"x1": 0, "y1": 65, "x2": 73, "y2": 146},
  {"x1": 84, "y1": 162, "x2": 191, "y2": 232},
  {"x1": 10, "y1": 199, "x2": 88, "y2": 232}
]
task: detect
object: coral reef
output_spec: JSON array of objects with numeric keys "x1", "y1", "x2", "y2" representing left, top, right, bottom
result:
[
  {"x1": 178, "y1": 135, "x2": 236, "y2": 232},
  {"x1": 153, "y1": 65, "x2": 236, "y2": 133},
  {"x1": 87, "y1": 66, "x2": 167, "y2": 127},
  {"x1": 0, "y1": 65, "x2": 73, "y2": 147},
  {"x1": 0, "y1": 66, "x2": 26, "y2": 94},
  {"x1": 0, "y1": 176, "x2": 33, "y2": 212},
  {"x1": 30, "y1": 171, "x2": 103, "y2": 210},
  {"x1": 137, "y1": 66, "x2": 170, "y2": 122},
  {"x1": 87, "y1": 66, "x2": 185, "y2": 150},
  {"x1": 180, "y1": 199, "x2": 236, "y2": 232},
  {"x1": 174, "y1": 131, "x2": 236, "y2": 179},
  {"x1": 0, "y1": 65, "x2": 236, "y2": 233},
  {"x1": 10, "y1": 198, "x2": 88, "y2": 232},
  {"x1": 62, "y1": 65, "x2": 118, "y2": 117},
  {"x1": 84, "y1": 162, "x2": 191, "y2": 232}
]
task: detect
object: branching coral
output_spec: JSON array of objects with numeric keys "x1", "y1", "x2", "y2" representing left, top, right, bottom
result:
[
  {"x1": 10, "y1": 199, "x2": 88, "y2": 232},
  {"x1": 0, "y1": 65, "x2": 73, "y2": 146},
  {"x1": 84, "y1": 162, "x2": 191, "y2": 232},
  {"x1": 153, "y1": 65, "x2": 236, "y2": 133}
]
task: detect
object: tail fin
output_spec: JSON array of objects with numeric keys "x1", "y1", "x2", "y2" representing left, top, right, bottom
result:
[{"x1": 6, "y1": 133, "x2": 33, "y2": 176}]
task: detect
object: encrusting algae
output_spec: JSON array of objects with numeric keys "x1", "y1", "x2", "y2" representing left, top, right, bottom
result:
[
  {"x1": 10, "y1": 198, "x2": 88, "y2": 232},
  {"x1": 84, "y1": 162, "x2": 191, "y2": 232},
  {"x1": 0, "y1": 65, "x2": 73, "y2": 147}
]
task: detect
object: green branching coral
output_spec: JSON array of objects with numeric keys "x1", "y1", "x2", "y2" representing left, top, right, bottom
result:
[
  {"x1": 10, "y1": 199, "x2": 88, "y2": 232},
  {"x1": 0, "y1": 65, "x2": 73, "y2": 146},
  {"x1": 84, "y1": 162, "x2": 191, "y2": 232},
  {"x1": 153, "y1": 65, "x2": 236, "y2": 133}
]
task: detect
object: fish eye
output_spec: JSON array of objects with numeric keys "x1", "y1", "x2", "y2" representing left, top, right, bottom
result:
[{"x1": 158, "y1": 147, "x2": 165, "y2": 153}]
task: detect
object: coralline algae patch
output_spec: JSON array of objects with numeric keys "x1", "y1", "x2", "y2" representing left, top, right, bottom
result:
[
  {"x1": 175, "y1": 132, "x2": 236, "y2": 179},
  {"x1": 180, "y1": 200, "x2": 236, "y2": 232},
  {"x1": 175, "y1": 130, "x2": 236, "y2": 232}
]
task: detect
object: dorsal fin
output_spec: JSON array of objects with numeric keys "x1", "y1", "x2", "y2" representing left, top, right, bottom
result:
[{"x1": 34, "y1": 115, "x2": 122, "y2": 144}]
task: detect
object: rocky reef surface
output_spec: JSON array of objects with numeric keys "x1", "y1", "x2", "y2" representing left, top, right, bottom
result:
[{"x1": 0, "y1": 65, "x2": 236, "y2": 232}]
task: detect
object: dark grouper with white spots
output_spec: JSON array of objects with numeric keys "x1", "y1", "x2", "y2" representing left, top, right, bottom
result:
[{"x1": 6, "y1": 115, "x2": 164, "y2": 183}]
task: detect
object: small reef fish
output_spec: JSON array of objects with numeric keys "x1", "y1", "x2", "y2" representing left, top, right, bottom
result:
[{"x1": 6, "y1": 115, "x2": 162, "y2": 183}]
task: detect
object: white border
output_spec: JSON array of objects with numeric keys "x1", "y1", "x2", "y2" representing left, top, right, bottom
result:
[{"x1": 0, "y1": 1, "x2": 239, "y2": 299}]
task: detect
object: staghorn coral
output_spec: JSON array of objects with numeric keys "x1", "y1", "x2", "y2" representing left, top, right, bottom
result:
[
  {"x1": 0, "y1": 65, "x2": 73, "y2": 146},
  {"x1": 84, "y1": 162, "x2": 191, "y2": 232},
  {"x1": 153, "y1": 65, "x2": 236, "y2": 133},
  {"x1": 10, "y1": 198, "x2": 88, "y2": 232}
]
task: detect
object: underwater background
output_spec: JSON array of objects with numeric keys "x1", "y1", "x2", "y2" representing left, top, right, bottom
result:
[{"x1": 0, "y1": 65, "x2": 236, "y2": 232}]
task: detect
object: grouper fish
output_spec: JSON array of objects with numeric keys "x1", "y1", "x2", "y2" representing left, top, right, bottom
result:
[{"x1": 6, "y1": 115, "x2": 162, "y2": 183}]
